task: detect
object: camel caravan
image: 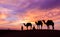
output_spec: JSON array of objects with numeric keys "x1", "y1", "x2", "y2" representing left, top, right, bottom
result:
[{"x1": 21, "y1": 20, "x2": 54, "y2": 30}]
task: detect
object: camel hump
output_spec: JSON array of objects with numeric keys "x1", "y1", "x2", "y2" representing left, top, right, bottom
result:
[
  {"x1": 38, "y1": 21, "x2": 42, "y2": 23},
  {"x1": 38, "y1": 21, "x2": 43, "y2": 24},
  {"x1": 35, "y1": 21, "x2": 43, "y2": 25},
  {"x1": 47, "y1": 20, "x2": 54, "y2": 23},
  {"x1": 47, "y1": 20, "x2": 54, "y2": 25},
  {"x1": 27, "y1": 23, "x2": 32, "y2": 25}
]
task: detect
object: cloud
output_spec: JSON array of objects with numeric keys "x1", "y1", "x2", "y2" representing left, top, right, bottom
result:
[
  {"x1": 27, "y1": 0, "x2": 60, "y2": 9},
  {"x1": 0, "y1": 0, "x2": 60, "y2": 12},
  {"x1": 0, "y1": 0, "x2": 60, "y2": 30}
]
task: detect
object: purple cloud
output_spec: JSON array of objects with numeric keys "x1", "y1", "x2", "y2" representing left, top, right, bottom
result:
[
  {"x1": 0, "y1": 0, "x2": 60, "y2": 13},
  {"x1": 27, "y1": 0, "x2": 60, "y2": 9}
]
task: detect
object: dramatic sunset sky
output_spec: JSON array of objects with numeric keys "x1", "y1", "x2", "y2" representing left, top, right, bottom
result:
[{"x1": 0, "y1": 0, "x2": 60, "y2": 30}]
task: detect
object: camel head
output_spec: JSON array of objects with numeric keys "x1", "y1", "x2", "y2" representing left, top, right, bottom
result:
[
  {"x1": 35, "y1": 22, "x2": 38, "y2": 24},
  {"x1": 23, "y1": 23, "x2": 26, "y2": 26}
]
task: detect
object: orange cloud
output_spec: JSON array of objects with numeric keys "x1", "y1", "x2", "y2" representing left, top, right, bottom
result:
[
  {"x1": 21, "y1": 8, "x2": 60, "y2": 23},
  {"x1": 0, "y1": 7, "x2": 60, "y2": 30}
]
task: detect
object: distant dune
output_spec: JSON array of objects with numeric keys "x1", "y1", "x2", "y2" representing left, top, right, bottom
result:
[{"x1": 0, "y1": 30, "x2": 60, "y2": 37}]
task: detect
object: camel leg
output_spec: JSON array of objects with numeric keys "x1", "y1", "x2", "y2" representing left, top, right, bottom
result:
[
  {"x1": 27, "y1": 26, "x2": 28, "y2": 30},
  {"x1": 47, "y1": 25, "x2": 50, "y2": 30},
  {"x1": 52, "y1": 25, "x2": 54, "y2": 30}
]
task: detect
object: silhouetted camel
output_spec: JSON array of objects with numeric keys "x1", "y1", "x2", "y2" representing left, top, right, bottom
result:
[
  {"x1": 42, "y1": 20, "x2": 54, "y2": 30},
  {"x1": 23, "y1": 23, "x2": 32, "y2": 30},
  {"x1": 35, "y1": 20, "x2": 43, "y2": 29}
]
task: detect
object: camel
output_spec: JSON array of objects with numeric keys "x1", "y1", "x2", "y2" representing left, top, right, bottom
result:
[
  {"x1": 35, "y1": 20, "x2": 43, "y2": 29},
  {"x1": 23, "y1": 23, "x2": 32, "y2": 30},
  {"x1": 42, "y1": 20, "x2": 54, "y2": 30}
]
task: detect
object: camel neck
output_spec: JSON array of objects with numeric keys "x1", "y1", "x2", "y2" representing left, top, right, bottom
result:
[
  {"x1": 24, "y1": 23, "x2": 26, "y2": 26},
  {"x1": 43, "y1": 21, "x2": 46, "y2": 24}
]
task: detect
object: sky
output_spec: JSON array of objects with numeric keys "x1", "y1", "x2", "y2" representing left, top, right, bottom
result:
[{"x1": 0, "y1": 0, "x2": 60, "y2": 30}]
